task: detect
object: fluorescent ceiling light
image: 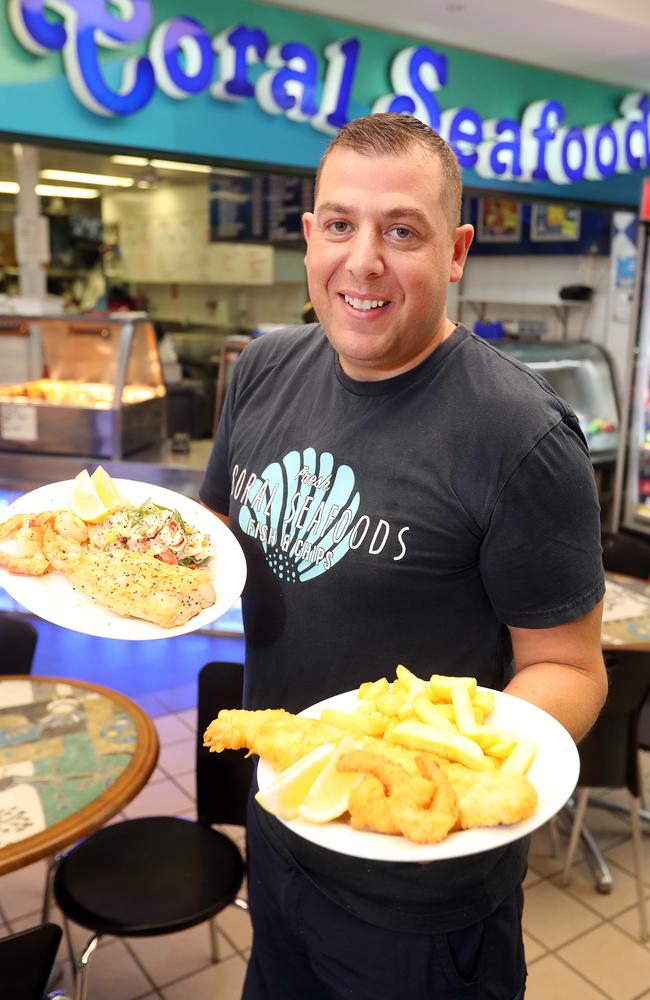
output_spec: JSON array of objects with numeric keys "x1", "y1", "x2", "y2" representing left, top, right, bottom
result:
[
  {"x1": 110, "y1": 155, "x2": 150, "y2": 166},
  {"x1": 150, "y1": 159, "x2": 212, "y2": 173},
  {"x1": 36, "y1": 184, "x2": 99, "y2": 199},
  {"x1": 39, "y1": 169, "x2": 133, "y2": 187},
  {"x1": 0, "y1": 181, "x2": 19, "y2": 194}
]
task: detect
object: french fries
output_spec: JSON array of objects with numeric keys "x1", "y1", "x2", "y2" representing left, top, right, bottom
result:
[{"x1": 324, "y1": 666, "x2": 536, "y2": 774}]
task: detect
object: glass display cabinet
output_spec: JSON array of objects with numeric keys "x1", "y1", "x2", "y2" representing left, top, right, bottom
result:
[
  {"x1": 497, "y1": 339, "x2": 620, "y2": 464},
  {"x1": 0, "y1": 314, "x2": 166, "y2": 458}
]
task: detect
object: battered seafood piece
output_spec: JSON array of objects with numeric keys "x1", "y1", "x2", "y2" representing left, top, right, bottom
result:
[
  {"x1": 347, "y1": 775, "x2": 400, "y2": 836},
  {"x1": 64, "y1": 548, "x2": 216, "y2": 628},
  {"x1": 337, "y1": 750, "x2": 458, "y2": 844},
  {"x1": 204, "y1": 709, "x2": 350, "y2": 771},
  {"x1": 204, "y1": 709, "x2": 424, "y2": 773},
  {"x1": 435, "y1": 759, "x2": 538, "y2": 830}
]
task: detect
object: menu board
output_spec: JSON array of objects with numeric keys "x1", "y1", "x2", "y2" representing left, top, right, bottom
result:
[{"x1": 209, "y1": 171, "x2": 314, "y2": 244}]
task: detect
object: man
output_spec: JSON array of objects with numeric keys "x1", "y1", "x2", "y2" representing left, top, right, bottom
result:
[{"x1": 200, "y1": 112, "x2": 607, "y2": 999}]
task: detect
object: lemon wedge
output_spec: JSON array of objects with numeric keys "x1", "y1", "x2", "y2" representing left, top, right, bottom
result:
[
  {"x1": 255, "y1": 744, "x2": 335, "y2": 820},
  {"x1": 91, "y1": 466, "x2": 122, "y2": 510},
  {"x1": 69, "y1": 467, "x2": 122, "y2": 524},
  {"x1": 298, "y1": 736, "x2": 362, "y2": 824}
]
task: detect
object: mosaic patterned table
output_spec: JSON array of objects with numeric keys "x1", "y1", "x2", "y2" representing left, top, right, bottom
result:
[
  {"x1": 601, "y1": 573, "x2": 650, "y2": 651},
  {"x1": 0, "y1": 676, "x2": 159, "y2": 875}
]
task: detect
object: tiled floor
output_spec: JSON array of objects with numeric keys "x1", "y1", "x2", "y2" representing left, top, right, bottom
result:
[{"x1": 2, "y1": 620, "x2": 650, "y2": 997}]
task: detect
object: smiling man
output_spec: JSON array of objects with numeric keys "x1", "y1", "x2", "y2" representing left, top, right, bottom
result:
[
  {"x1": 200, "y1": 112, "x2": 607, "y2": 1000},
  {"x1": 303, "y1": 138, "x2": 472, "y2": 380}
]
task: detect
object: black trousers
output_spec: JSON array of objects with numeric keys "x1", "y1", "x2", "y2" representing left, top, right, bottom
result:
[{"x1": 243, "y1": 801, "x2": 527, "y2": 1000}]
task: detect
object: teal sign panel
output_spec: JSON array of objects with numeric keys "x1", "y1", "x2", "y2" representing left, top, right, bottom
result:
[{"x1": 1, "y1": 0, "x2": 649, "y2": 205}]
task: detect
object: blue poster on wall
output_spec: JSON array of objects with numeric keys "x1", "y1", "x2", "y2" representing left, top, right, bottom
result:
[{"x1": 467, "y1": 198, "x2": 611, "y2": 256}]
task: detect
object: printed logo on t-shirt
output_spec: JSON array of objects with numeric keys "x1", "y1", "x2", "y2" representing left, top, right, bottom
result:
[{"x1": 231, "y1": 448, "x2": 409, "y2": 583}]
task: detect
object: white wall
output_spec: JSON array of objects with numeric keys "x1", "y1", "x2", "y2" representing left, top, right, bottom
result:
[
  {"x1": 102, "y1": 183, "x2": 307, "y2": 330},
  {"x1": 455, "y1": 250, "x2": 629, "y2": 388}
]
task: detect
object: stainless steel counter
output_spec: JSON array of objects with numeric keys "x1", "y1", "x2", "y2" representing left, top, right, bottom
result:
[{"x1": 0, "y1": 439, "x2": 214, "y2": 499}]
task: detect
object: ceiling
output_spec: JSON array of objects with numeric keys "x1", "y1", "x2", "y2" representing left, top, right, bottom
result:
[{"x1": 264, "y1": 0, "x2": 650, "y2": 91}]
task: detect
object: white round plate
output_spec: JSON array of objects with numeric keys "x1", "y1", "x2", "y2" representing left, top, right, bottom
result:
[
  {"x1": 0, "y1": 478, "x2": 246, "y2": 641},
  {"x1": 256, "y1": 687, "x2": 579, "y2": 862}
]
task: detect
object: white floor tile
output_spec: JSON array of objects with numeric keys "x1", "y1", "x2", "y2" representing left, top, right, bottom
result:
[
  {"x1": 158, "y1": 737, "x2": 195, "y2": 776},
  {"x1": 73, "y1": 938, "x2": 155, "y2": 1000},
  {"x1": 217, "y1": 903, "x2": 253, "y2": 953},
  {"x1": 525, "y1": 954, "x2": 609, "y2": 999},
  {"x1": 0, "y1": 859, "x2": 48, "y2": 922},
  {"x1": 554, "y1": 859, "x2": 650, "y2": 920},
  {"x1": 523, "y1": 879, "x2": 601, "y2": 949},
  {"x1": 127, "y1": 921, "x2": 235, "y2": 986},
  {"x1": 155, "y1": 713, "x2": 195, "y2": 745},
  {"x1": 177, "y1": 707, "x2": 198, "y2": 733},
  {"x1": 559, "y1": 923, "x2": 650, "y2": 999},
  {"x1": 173, "y1": 769, "x2": 195, "y2": 799},
  {"x1": 121, "y1": 777, "x2": 193, "y2": 819},
  {"x1": 162, "y1": 953, "x2": 247, "y2": 1000}
]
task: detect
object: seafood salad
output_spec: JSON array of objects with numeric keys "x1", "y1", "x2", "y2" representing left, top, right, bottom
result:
[{"x1": 88, "y1": 499, "x2": 213, "y2": 567}]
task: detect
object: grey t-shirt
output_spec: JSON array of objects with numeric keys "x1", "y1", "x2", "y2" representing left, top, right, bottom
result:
[{"x1": 200, "y1": 322, "x2": 604, "y2": 931}]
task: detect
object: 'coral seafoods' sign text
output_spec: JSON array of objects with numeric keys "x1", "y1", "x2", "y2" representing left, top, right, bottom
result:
[{"x1": 8, "y1": 0, "x2": 650, "y2": 186}]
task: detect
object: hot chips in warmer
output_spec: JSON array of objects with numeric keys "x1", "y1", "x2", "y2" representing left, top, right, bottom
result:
[{"x1": 347, "y1": 665, "x2": 536, "y2": 775}]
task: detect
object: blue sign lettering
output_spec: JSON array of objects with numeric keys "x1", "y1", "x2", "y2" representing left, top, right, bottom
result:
[
  {"x1": 149, "y1": 16, "x2": 214, "y2": 99},
  {"x1": 373, "y1": 47, "x2": 446, "y2": 131},
  {"x1": 256, "y1": 42, "x2": 319, "y2": 121},
  {"x1": 7, "y1": 2, "x2": 650, "y2": 187},
  {"x1": 311, "y1": 39, "x2": 360, "y2": 134},
  {"x1": 9, "y1": 0, "x2": 156, "y2": 116},
  {"x1": 212, "y1": 24, "x2": 268, "y2": 102}
]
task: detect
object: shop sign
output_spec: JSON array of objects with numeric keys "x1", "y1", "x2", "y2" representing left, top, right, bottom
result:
[{"x1": 8, "y1": 0, "x2": 650, "y2": 187}]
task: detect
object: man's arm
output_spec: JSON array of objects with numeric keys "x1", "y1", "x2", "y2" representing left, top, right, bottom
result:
[{"x1": 505, "y1": 600, "x2": 607, "y2": 742}]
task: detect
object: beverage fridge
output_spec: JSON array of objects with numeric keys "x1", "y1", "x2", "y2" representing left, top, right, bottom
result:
[{"x1": 613, "y1": 179, "x2": 650, "y2": 535}]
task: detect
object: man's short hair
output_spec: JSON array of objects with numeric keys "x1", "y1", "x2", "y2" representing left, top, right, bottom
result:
[{"x1": 315, "y1": 112, "x2": 462, "y2": 228}]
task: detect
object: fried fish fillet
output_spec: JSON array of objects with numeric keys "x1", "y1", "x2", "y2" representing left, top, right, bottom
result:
[
  {"x1": 204, "y1": 708, "x2": 425, "y2": 773},
  {"x1": 64, "y1": 548, "x2": 216, "y2": 628}
]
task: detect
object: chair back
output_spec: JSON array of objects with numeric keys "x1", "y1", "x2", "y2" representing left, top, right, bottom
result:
[
  {"x1": 601, "y1": 530, "x2": 650, "y2": 580},
  {"x1": 0, "y1": 922, "x2": 61, "y2": 999},
  {"x1": 577, "y1": 650, "x2": 650, "y2": 794},
  {"x1": 0, "y1": 612, "x2": 38, "y2": 674},
  {"x1": 196, "y1": 660, "x2": 253, "y2": 827}
]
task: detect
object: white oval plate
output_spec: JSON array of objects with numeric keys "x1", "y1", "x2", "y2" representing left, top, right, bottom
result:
[
  {"x1": 257, "y1": 687, "x2": 579, "y2": 862},
  {"x1": 0, "y1": 478, "x2": 246, "y2": 641}
]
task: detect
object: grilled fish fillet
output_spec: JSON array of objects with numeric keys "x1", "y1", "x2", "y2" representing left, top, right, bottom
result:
[{"x1": 64, "y1": 548, "x2": 216, "y2": 628}]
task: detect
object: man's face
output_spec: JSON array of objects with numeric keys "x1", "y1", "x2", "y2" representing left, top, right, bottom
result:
[{"x1": 303, "y1": 147, "x2": 473, "y2": 380}]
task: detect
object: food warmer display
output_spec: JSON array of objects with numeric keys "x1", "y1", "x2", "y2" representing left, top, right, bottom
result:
[{"x1": 0, "y1": 314, "x2": 166, "y2": 459}]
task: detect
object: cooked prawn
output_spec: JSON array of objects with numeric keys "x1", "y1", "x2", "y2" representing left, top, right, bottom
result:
[
  {"x1": 348, "y1": 774, "x2": 400, "y2": 835},
  {"x1": 337, "y1": 749, "x2": 458, "y2": 844},
  {"x1": 0, "y1": 513, "x2": 49, "y2": 575},
  {"x1": 35, "y1": 510, "x2": 88, "y2": 572},
  {"x1": 437, "y1": 759, "x2": 537, "y2": 829}
]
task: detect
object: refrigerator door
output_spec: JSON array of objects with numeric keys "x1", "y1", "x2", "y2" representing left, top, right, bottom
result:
[{"x1": 621, "y1": 232, "x2": 650, "y2": 533}]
